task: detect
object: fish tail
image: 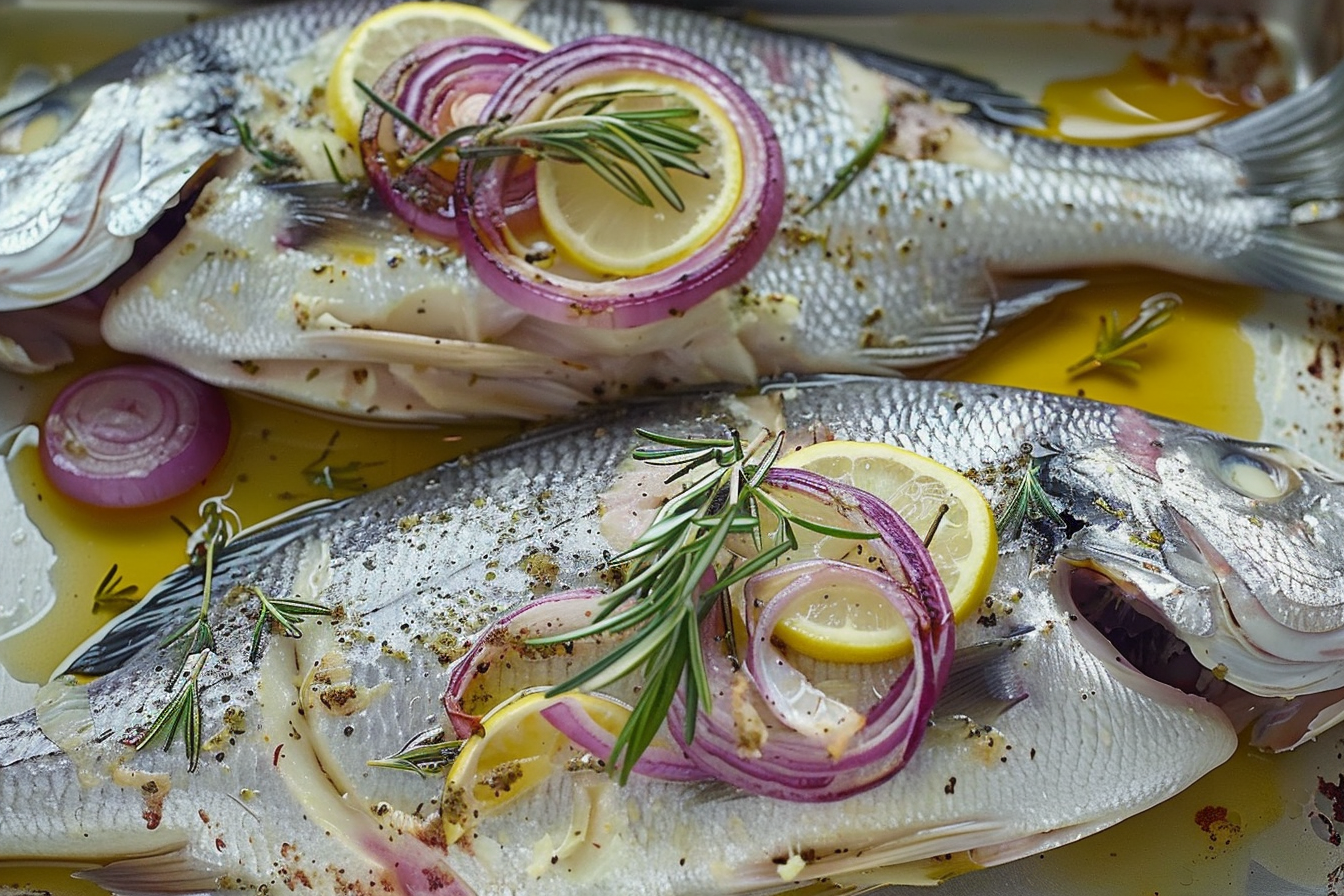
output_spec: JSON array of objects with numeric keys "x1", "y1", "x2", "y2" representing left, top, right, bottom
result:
[
  {"x1": 1203, "y1": 62, "x2": 1344, "y2": 300},
  {"x1": 1204, "y1": 62, "x2": 1344, "y2": 203}
]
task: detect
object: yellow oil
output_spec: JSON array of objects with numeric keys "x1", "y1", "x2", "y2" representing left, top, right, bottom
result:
[
  {"x1": 5, "y1": 346, "x2": 518, "y2": 683},
  {"x1": 0, "y1": 35, "x2": 1293, "y2": 896},
  {"x1": 939, "y1": 268, "x2": 1261, "y2": 439},
  {"x1": 1025, "y1": 743, "x2": 1290, "y2": 894},
  {"x1": 1026, "y1": 53, "x2": 1263, "y2": 147}
]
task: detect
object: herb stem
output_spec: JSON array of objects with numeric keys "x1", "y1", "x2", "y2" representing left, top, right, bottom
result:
[
  {"x1": 1067, "y1": 292, "x2": 1181, "y2": 376},
  {"x1": 358, "y1": 81, "x2": 708, "y2": 212},
  {"x1": 803, "y1": 103, "x2": 891, "y2": 215},
  {"x1": 528, "y1": 428, "x2": 874, "y2": 782}
]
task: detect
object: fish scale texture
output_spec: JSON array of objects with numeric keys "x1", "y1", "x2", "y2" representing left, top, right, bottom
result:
[{"x1": 14, "y1": 377, "x2": 1334, "y2": 894}]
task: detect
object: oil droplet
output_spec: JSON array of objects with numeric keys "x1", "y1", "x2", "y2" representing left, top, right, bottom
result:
[{"x1": 1026, "y1": 54, "x2": 1262, "y2": 148}]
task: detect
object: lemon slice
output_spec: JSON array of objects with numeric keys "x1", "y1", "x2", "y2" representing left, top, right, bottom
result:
[
  {"x1": 767, "y1": 441, "x2": 998, "y2": 663},
  {"x1": 326, "y1": 2, "x2": 551, "y2": 146},
  {"x1": 442, "y1": 691, "x2": 627, "y2": 843},
  {"x1": 534, "y1": 74, "x2": 744, "y2": 277}
]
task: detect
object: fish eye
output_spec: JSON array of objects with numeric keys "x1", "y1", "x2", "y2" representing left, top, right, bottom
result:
[{"x1": 1215, "y1": 449, "x2": 1297, "y2": 500}]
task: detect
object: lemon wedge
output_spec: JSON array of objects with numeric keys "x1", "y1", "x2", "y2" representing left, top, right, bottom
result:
[
  {"x1": 326, "y1": 2, "x2": 551, "y2": 146},
  {"x1": 534, "y1": 74, "x2": 744, "y2": 277},
  {"x1": 442, "y1": 690, "x2": 627, "y2": 843},
  {"x1": 767, "y1": 441, "x2": 998, "y2": 663}
]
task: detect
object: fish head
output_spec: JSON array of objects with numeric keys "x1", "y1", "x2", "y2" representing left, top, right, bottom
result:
[
  {"x1": 0, "y1": 62, "x2": 231, "y2": 311},
  {"x1": 1044, "y1": 406, "x2": 1344, "y2": 745}
]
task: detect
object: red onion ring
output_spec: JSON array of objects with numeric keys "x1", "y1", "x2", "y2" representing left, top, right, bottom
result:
[
  {"x1": 359, "y1": 37, "x2": 540, "y2": 242},
  {"x1": 39, "y1": 364, "x2": 231, "y2": 508},
  {"x1": 744, "y1": 559, "x2": 902, "y2": 756},
  {"x1": 454, "y1": 35, "x2": 785, "y2": 329},
  {"x1": 666, "y1": 467, "x2": 955, "y2": 801},
  {"x1": 443, "y1": 587, "x2": 606, "y2": 739}
]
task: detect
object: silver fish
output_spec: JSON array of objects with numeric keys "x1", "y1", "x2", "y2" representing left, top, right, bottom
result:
[
  {"x1": 5, "y1": 1, "x2": 1344, "y2": 419},
  {"x1": 2, "y1": 375, "x2": 1341, "y2": 895}
]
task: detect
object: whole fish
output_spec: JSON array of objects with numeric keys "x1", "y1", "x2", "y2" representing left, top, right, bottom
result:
[
  {"x1": 3, "y1": 376, "x2": 1342, "y2": 895},
  {"x1": 4, "y1": 2, "x2": 1344, "y2": 419}
]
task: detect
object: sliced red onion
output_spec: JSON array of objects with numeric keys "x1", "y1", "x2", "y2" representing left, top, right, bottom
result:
[
  {"x1": 359, "y1": 37, "x2": 540, "y2": 243},
  {"x1": 455, "y1": 35, "x2": 785, "y2": 329},
  {"x1": 744, "y1": 560, "x2": 901, "y2": 756},
  {"x1": 39, "y1": 364, "x2": 231, "y2": 508},
  {"x1": 539, "y1": 694, "x2": 710, "y2": 782},
  {"x1": 666, "y1": 467, "x2": 954, "y2": 802},
  {"x1": 444, "y1": 587, "x2": 617, "y2": 739}
]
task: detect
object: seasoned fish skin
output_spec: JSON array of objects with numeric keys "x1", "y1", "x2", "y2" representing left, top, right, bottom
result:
[
  {"x1": 5, "y1": 376, "x2": 1342, "y2": 894},
  {"x1": 6, "y1": 1, "x2": 1344, "y2": 419}
]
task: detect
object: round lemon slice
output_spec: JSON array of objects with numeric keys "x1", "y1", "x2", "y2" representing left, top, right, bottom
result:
[
  {"x1": 326, "y1": 2, "x2": 551, "y2": 146},
  {"x1": 534, "y1": 74, "x2": 744, "y2": 277},
  {"x1": 442, "y1": 690, "x2": 628, "y2": 843},
  {"x1": 768, "y1": 441, "x2": 998, "y2": 663}
]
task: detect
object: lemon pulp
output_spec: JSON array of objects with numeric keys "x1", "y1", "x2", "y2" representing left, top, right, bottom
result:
[
  {"x1": 442, "y1": 691, "x2": 628, "y2": 842},
  {"x1": 534, "y1": 74, "x2": 744, "y2": 277},
  {"x1": 765, "y1": 441, "x2": 998, "y2": 663},
  {"x1": 326, "y1": 1, "x2": 551, "y2": 147}
]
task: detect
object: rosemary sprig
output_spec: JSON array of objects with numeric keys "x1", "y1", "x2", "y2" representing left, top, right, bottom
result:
[
  {"x1": 323, "y1": 142, "x2": 349, "y2": 185},
  {"x1": 529, "y1": 429, "x2": 874, "y2": 783},
  {"x1": 803, "y1": 102, "x2": 892, "y2": 215},
  {"x1": 142, "y1": 490, "x2": 331, "y2": 772},
  {"x1": 368, "y1": 728, "x2": 464, "y2": 776},
  {"x1": 92, "y1": 564, "x2": 139, "y2": 614},
  {"x1": 1067, "y1": 292, "x2": 1181, "y2": 376},
  {"x1": 304, "y1": 430, "x2": 384, "y2": 494},
  {"x1": 355, "y1": 81, "x2": 709, "y2": 211},
  {"x1": 995, "y1": 454, "x2": 1064, "y2": 540},
  {"x1": 231, "y1": 115, "x2": 294, "y2": 170},
  {"x1": 163, "y1": 493, "x2": 241, "y2": 669},
  {"x1": 132, "y1": 650, "x2": 207, "y2": 772},
  {"x1": 241, "y1": 585, "x2": 333, "y2": 663}
]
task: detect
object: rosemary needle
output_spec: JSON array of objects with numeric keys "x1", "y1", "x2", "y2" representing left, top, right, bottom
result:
[
  {"x1": 1068, "y1": 292, "x2": 1181, "y2": 376},
  {"x1": 355, "y1": 80, "x2": 708, "y2": 212},
  {"x1": 528, "y1": 429, "x2": 873, "y2": 783}
]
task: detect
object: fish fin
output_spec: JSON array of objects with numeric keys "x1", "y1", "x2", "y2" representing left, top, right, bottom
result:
[
  {"x1": 1203, "y1": 61, "x2": 1344, "y2": 203},
  {"x1": 73, "y1": 848, "x2": 229, "y2": 896},
  {"x1": 267, "y1": 181, "x2": 408, "y2": 251},
  {"x1": 843, "y1": 47, "x2": 1045, "y2": 129},
  {"x1": 855, "y1": 277, "x2": 1085, "y2": 367},
  {"x1": 933, "y1": 627, "x2": 1033, "y2": 724},
  {"x1": 1222, "y1": 223, "x2": 1344, "y2": 303},
  {"x1": 56, "y1": 501, "x2": 333, "y2": 677},
  {"x1": 1201, "y1": 61, "x2": 1344, "y2": 301}
]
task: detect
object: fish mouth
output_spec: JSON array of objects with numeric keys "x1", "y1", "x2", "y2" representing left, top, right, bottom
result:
[{"x1": 1057, "y1": 559, "x2": 1344, "y2": 751}]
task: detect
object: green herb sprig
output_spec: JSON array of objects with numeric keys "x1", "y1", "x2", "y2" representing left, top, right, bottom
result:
[
  {"x1": 803, "y1": 103, "x2": 891, "y2": 215},
  {"x1": 132, "y1": 651, "x2": 206, "y2": 772},
  {"x1": 995, "y1": 451, "x2": 1064, "y2": 540},
  {"x1": 356, "y1": 82, "x2": 709, "y2": 211},
  {"x1": 243, "y1": 585, "x2": 334, "y2": 663},
  {"x1": 368, "y1": 728, "x2": 464, "y2": 777},
  {"x1": 136, "y1": 491, "x2": 331, "y2": 770},
  {"x1": 1068, "y1": 292, "x2": 1181, "y2": 376},
  {"x1": 528, "y1": 429, "x2": 874, "y2": 783},
  {"x1": 92, "y1": 564, "x2": 139, "y2": 614},
  {"x1": 231, "y1": 116, "x2": 295, "y2": 170},
  {"x1": 304, "y1": 430, "x2": 384, "y2": 495},
  {"x1": 163, "y1": 493, "x2": 242, "y2": 670}
]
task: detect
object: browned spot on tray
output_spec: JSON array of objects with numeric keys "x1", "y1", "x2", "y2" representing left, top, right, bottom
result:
[{"x1": 1194, "y1": 804, "x2": 1229, "y2": 832}]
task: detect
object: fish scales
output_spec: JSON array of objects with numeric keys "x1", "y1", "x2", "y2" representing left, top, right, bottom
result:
[
  {"x1": 4, "y1": 376, "x2": 1344, "y2": 895},
  {"x1": 5, "y1": 1, "x2": 1344, "y2": 418}
]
